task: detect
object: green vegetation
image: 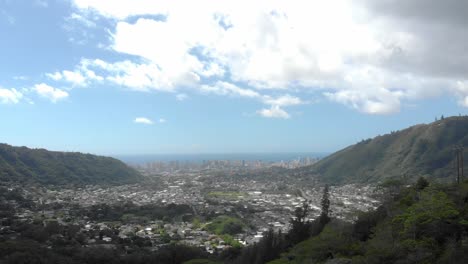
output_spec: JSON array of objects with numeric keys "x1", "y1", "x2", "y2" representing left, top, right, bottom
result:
[
  {"x1": 221, "y1": 234, "x2": 243, "y2": 248},
  {"x1": 269, "y1": 225, "x2": 360, "y2": 263},
  {"x1": 228, "y1": 187, "x2": 332, "y2": 264},
  {"x1": 262, "y1": 179, "x2": 468, "y2": 264},
  {"x1": 305, "y1": 116, "x2": 468, "y2": 184},
  {"x1": 205, "y1": 216, "x2": 246, "y2": 235},
  {"x1": 0, "y1": 240, "x2": 209, "y2": 264},
  {"x1": 192, "y1": 217, "x2": 202, "y2": 229},
  {"x1": 0, "y1": 143, "x2": 143, "y2": 185}
]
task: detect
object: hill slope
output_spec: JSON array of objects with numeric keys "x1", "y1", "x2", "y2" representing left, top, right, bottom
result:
[
  {"x1": 307, "y1": 116, "x2": 468, "y2": 184},
  {"x1": 0, "y1": 144, "x2": 143, "y2": 185},
  {"x1": 266, "y1": 181, "x2": 468, "y2": 264}
]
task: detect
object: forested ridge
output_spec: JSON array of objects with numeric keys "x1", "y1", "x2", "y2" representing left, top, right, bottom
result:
[
  {"x1": 0, "y1": 143, "x2": 142, "y2": 185},
  {"x1": 303, "y1": 116, "x2": 468, "y2": 184}
]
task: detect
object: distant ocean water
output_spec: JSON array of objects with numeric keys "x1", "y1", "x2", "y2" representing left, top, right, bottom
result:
[{"x1": 114, "y1": 152, "x2": 329, "y2": 164}]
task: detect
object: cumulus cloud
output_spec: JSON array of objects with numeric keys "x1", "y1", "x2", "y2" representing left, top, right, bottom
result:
[
  {"x1": 262, "y1": 94, "x2": 304, "y2": 107},
  {"x1": 69, "y1": 59, "x2": 172, "y2": 91},
  {"x1": 199, "y1": 82, "x2": 304, "y2": 117},
  {"x1": 62, "y1": 70, "x2": 87, "y2": 86},
  {"x1": 325, "y1": 89, "x2": 401, "y2": 114},
  {"x1": 63, "y1": 0, "x2": 468, "y2": 115},
  {"x1": 257, "y1": 105, "x2": 290, "y2": 119},
  {"x1": 46, "y1": 65, "x2": 102, "y2": 87},
  {"x1": 33, "y1": 83, "x2": 69, "y2": 103},
  {"x1": 46, "y1": 72, "x2": 63, "y2": 81},
  {"x1": 134, "y1": 117, "x2": 154, "y2": 125},
  {"x1": 159, "y1": 118, "x2": 166, "y2": 123},
  {"x1": 257, "y1": 94, "x2": 304, "y2": 118},
  {"x1": 0, "y1": 87, "x2": 23, "y2": 104}
]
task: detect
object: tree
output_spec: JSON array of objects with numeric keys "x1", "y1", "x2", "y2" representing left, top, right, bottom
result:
[
  {"x1": 309, "y1": 185, "x2": 332, "y2": 237},
  {"x1": 319, "y1": 185, "x2": 330, "y2": 225},
  {"x1": 394, "y1": 189, "x2": 459, "y2": 241},
  {"x1": 415, "y1": 177, "x2": 429, "y2": 191},
  {"x1": 353, "y1": 206, "x2": 387, "y2": 241},
  {"x1": 288, "y1": 201, "x2": 311, "y2": 244},
  {"x1": 379, "y1": 177, "x2": 405, "y2": 200},
  {"x1": 293, "y1": 202, "x2": 309, "y2": 224},
  {"x1": 233, "y1": 229, "x2": 286, "y2": 264}
]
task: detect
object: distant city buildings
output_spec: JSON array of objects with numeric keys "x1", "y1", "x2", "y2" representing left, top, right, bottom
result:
[{"x1": 130, "y1": 156, "x2": 320, "y2": 173}]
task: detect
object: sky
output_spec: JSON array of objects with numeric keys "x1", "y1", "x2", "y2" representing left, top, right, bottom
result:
[{"x1": 0, "y1": 0, "x2": 468, "y2": 155}]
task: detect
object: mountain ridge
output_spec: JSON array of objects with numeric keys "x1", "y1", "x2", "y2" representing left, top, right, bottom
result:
[
  {"x1": 304, "y1": 116, "x2": 468, "y2": 184},
  {"x1": 0, "y1": 143, "x2": 143, "y2": 185}
]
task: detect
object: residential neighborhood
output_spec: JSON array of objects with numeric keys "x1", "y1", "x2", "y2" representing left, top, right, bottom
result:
[{"x1": 1, "y1": 167, "x2": 381, "y2": 255}]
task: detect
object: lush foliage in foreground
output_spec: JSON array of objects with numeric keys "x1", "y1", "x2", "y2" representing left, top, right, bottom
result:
[{"x1": 264, "y1": 179, "x2": 468, "y2": 264}]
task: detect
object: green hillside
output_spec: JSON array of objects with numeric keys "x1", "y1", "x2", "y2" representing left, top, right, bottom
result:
[
  {"x1": 0, "y1": 143, "x2": 143, "y2": 185},
  {"x1": 306, "y1": 116, "x2": 468, "y2": 184}
]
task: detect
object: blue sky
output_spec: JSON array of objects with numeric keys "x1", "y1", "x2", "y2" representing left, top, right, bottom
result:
[{"x1": 0, "y1": 0, "x2": 467, "y2": 155}]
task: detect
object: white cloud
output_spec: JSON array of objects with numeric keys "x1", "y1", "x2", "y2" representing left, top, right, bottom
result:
[
  {"x1": 33, "y1": 83, "x2": 69, "y2": 103},
  {"x1": 134, "y1": 117, "x2": 153, "y2": 125},
  {"x1": 200, "y1": 62, "x2": 225, "y2": 78},
  {"x1": 176, "y1": 93, "x2": 188, "y2": 101},
  {"x1": 73, "y1": 0, "x2": 378, "y2": 91},
  {"x1": 85, "y1": 59, "x2": 172, "y2": 91},
  {"x1": 62, "y1": 70, "x2": 87, "y2": 86},
  {"x1": 0, "y1": 87, "x2": 23, "y2": 104},
  {"x1": 46, "y1": 72, "x2": 63, "y2": 81},
  {"x1": 159, "y1": 118, "x2": 166, "y2": 123},
  {"x1": 325, "y1": 89, "x2": 401, "y2": 114},
  {"x1": 68, "y1": 13, "x2": 96, "y2": 28},
  {"x1": 65, "y1": 0, "x2": 468, "y2": 114},
  {"x1": 262, "y1": 94, "x2": 304, "y2": 107},
  {"x1": 71, "y1": 0, "x2": 171, "y2": 19},
  {"x1": 200, "y1": 82, "x2": 304, "y2": 118},
  {"x1": 201, "y1": 81, "x2": 260, "y2": 98},
  {"x1": 46, "y1": 62, "x2": 103, "y2": 87},
  {"x1": 257, "y1": 94, "x2": 305, "y2": 118},
  {"x1": 455, "y1": 81, "x2": 468, "y2": 107},
  {"x1": 257, "y1": 105, "x2": 290, "y2": 119}
]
